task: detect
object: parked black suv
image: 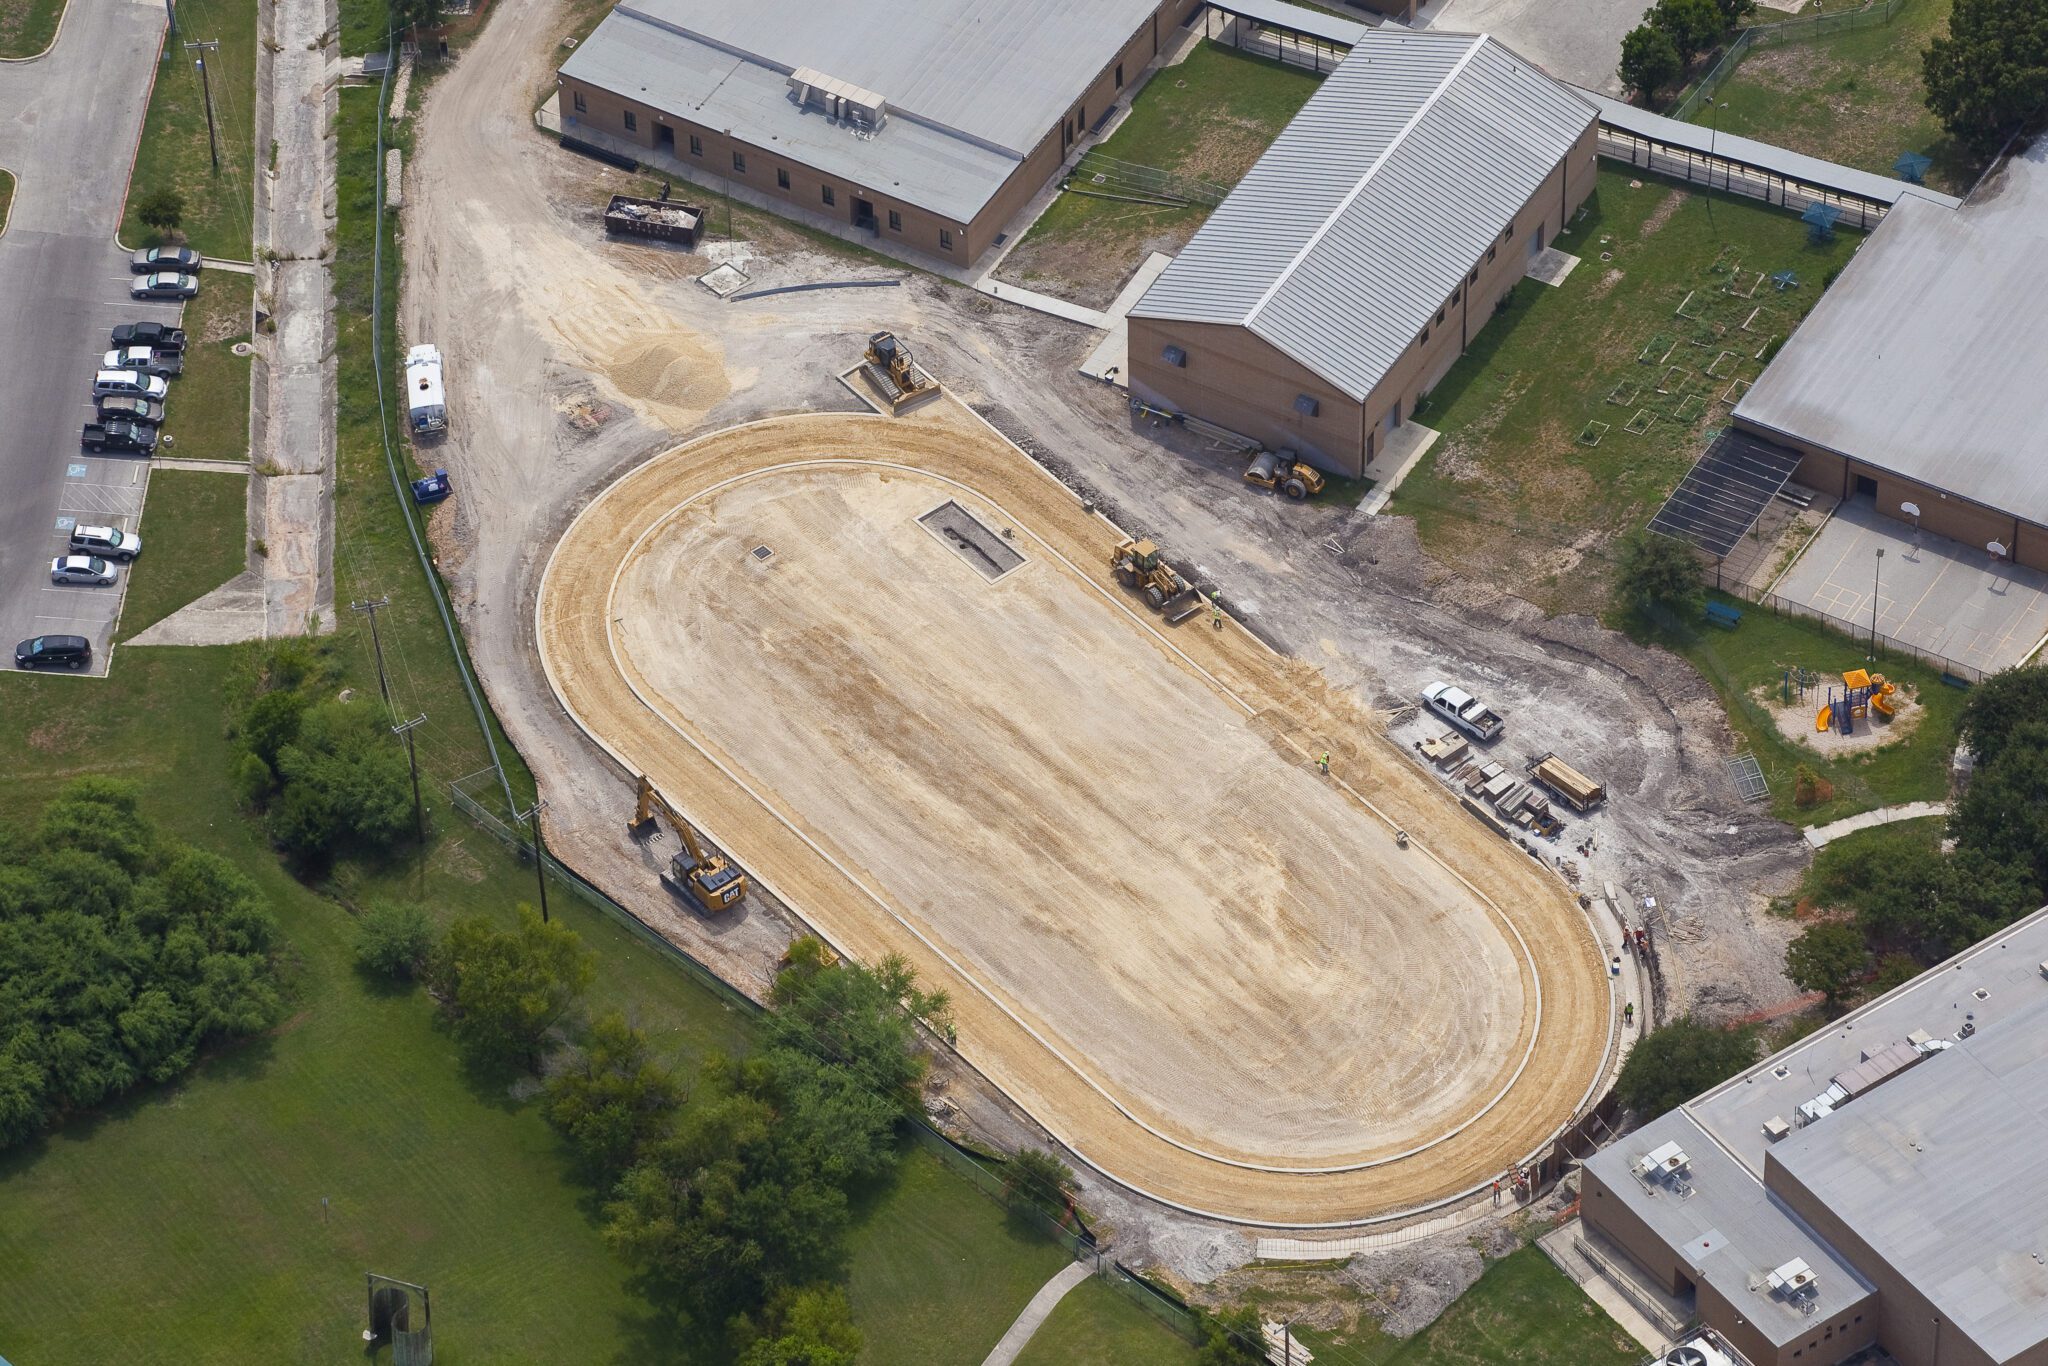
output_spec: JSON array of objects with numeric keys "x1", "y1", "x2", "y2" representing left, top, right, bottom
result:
[
  {"x1": 110, "y1": 321, "x2": 187, "y2": 353},
  {"x1": 97, "y1": 394, "x2": 166, "y2": 426},
  {"x1": 14, "y1": 635, "x2": 91, "y2": 670},
  {"x1": 81, "y1": 420, "x2": 158, "y2": 454}
]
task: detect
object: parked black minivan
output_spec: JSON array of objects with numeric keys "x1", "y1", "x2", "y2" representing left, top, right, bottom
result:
[{"x1": 14, "y1": 635, "x2": 91, "y2": 670}]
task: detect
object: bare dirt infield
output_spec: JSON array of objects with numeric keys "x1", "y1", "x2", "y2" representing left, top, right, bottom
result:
[{"x1": 537, "y1": 401, "x2": 1612, "y2": 1225}]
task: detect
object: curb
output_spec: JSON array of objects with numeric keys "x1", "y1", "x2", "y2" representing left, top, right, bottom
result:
[
  {"x1": 0, "y1": 166, "x2": 14, "y2": 240},
  {"x1": 0, "y1": 0, "x2": 74, "y2": 64}
]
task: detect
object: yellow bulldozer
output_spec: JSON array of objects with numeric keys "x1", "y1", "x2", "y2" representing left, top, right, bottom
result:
[
  {"x1": 1109, "y1": 537, "x2": 1202, "y2": 623},
  {"x1": 627, "y1": 775, "x2": 748, "y2": 913},
  {"x1": 860, "y1": 330, "x2": 941, "y2": 413}
]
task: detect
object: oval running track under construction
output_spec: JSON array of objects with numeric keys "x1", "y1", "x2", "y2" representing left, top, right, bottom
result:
[{"x1": 535, "y1": 400, "x2": 1614, "y2": 1227}]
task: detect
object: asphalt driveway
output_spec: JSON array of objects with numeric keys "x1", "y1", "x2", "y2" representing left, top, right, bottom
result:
[{"x1": 0, "y1": 0, "x2": 176, "y2": 676}]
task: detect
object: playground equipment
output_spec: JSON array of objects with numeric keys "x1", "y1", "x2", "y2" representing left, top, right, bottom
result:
[{"x1": 1816, "y1": 669, "x2": 1897, "y2": 735}]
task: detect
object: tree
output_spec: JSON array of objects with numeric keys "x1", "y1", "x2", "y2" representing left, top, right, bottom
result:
[
  {"x1": 1923, "y1": 0, "x2": 2048, "y2": 155},
  {"x1": 135, "y1": 187, "x2": 184, "y2": 236},
  {"x1": 431, "y1": 906, "x2": 595, "y2": 1071},
  {"x1": 1003, "y1": 1147, "x2": 1076, "y2": 1223},
  {"x1": 1712, "y1": 0, "x2": 1755, "y2": 25},
  {"x1": 355, "y1": 900, "x2": 434, "y2": 980},
  {"x1": 1871, "y1": 953, "x2": 1924, "y2": 995},
  {"x1": 1615, "y1": 1017, "x2": 1756, "y2": 1116},
  {"x1": 542, "y1": 1010, "x2": 683, "y2": 1186},
  {"x1": 1620, "y1": 24, "x2": 1684, "y2": 101},
  {"x1": 1785, "y1": 921, "x2": 1869, "y2": 1007},
  {"x1": 1612, "y1": 530, "x2": 1706, "y2": 620},
  {"x1": 268, "y1": 700, "x2": 414, "y2": 858},
  {"x1": 1196, "y1": 1305, "x2": 1269, "y2": 1366},
  {"x1": 1650, "y1": 0, "x2": 1725, "y2": 58},
  {"x1": 736, "y1": 1285, "x2": 863, "y2": 1366},
  {"x1": 1956, "y1": 667, "x2": 2048, "y2": 770},
  {"x1": 389, "y1": 0, "x2": 444, "y2": 37},
  {"x1": 1949, "y1": 723, "x2": 2048, "y2": 888}
]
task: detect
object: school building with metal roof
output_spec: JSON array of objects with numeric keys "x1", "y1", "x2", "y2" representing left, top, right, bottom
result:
[
  {"x1": 1126, "y1": 29, "x2": 1599, "y2": 477},
  {"x1": 1733, "y1": 138, "x2": 2048, "y2": 572},
  {"x1": 556, "y1": 0, "x2": 1204, "y2": 267},
  {"x1": 1582, "y1": 906, "x2": 2048, "y2": 1366}
]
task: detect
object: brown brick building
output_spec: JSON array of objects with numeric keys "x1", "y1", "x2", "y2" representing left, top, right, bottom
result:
[
  {"x1": 1127, "y1": 31, "x2": 1598, "y2": 478},
  {"x1": 557, "y1": 0, "x2": 1203, "y2": 269}
]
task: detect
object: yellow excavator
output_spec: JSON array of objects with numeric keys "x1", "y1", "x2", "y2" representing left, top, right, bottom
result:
[
  {"x1": 627, "y1": 775, "x2": 748, "y2": 913},
  {"x1": 1109, "y1": 537, "x2": 1202, "y2": 623},
  {"x1": 860, "y1": 331, "x2": 941, "y2": 413}
]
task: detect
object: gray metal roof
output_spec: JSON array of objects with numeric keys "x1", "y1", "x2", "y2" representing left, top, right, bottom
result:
[
  {"x1": 1690, "y1": 907, "x2": 2048, "y2": 1176},
  {"x1": 1208, "y1": 0, "x2": 1370, "y2": 47},
  {"x1": 1734, "y1": 139, "x2": 2048, "y2": 523},
  {"x1": 1577, "y1": 89, "x2": 1961, "y2": 212},
  {"x1": 592, "y1": 0, "x2": 1162, "y2": 157},
  {"x1": 1130, "y1": 31, "x2": 1596, "y2": 403},
  {"x1": 1769, "y1": 993, "x2": 2048, "y2": 1362},
  {"x1": 560, "y1": 16, "x2": 1021, "y2": 223},
  {"x1": 1583, "y1": 1112, "x2": 1875, "y2": 1346}
]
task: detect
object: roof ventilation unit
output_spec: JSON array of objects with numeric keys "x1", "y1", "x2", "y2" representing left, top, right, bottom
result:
[
  {"x1": 1768, "y1": 1257, "x2": 1820, "y2": 1313},
  {"x1": 788, "y1": 66, "x2": 888, "y2": 129}
]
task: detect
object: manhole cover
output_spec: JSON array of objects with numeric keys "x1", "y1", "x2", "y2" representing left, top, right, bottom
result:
[
  {"x1": 698, "y1": 262, "x2": 751, "y2": 298},
  {"x1": 231, "y1": 342, "x2": 253, "y2": 356}
]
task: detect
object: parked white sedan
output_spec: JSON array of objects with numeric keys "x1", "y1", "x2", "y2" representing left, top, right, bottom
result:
[{"x1": 49, "y1": 555, "x2": 119, "y2": 586}]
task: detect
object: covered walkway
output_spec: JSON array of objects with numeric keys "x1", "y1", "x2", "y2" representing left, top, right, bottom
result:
[
  {"x1": 1201, "y1": 0, "x2": 1368, "y2": 73},
  {"x1": 1579, "y1": 89, "x2": 1959, "y2": 229}
]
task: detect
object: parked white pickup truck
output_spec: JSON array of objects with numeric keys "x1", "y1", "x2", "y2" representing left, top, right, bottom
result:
[{"x1": 1421, "y1": 681, "x2": 1504, "y2": 742}]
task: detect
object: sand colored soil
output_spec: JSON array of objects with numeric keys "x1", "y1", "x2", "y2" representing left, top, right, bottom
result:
[{"x1": 536, "y1": 400, "x2": 1612, "y2": 1225}]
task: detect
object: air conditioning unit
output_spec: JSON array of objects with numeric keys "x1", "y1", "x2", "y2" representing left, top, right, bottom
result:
[{"x1": 1658, "y1": 1340, "x2": 1739, "y2": 1366}]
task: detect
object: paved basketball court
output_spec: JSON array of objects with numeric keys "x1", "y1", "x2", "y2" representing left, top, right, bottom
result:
[{"x1": 1774, "y1": 497, "x2": 2048, "y2": 677}]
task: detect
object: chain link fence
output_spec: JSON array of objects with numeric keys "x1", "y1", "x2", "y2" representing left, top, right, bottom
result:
[
  {"x1": 1673, "y1": 0, "x2": 1908, "y2": 122},
  {"x1": 1715, "y1": 582, "x2": 1985, "y2": 683}
]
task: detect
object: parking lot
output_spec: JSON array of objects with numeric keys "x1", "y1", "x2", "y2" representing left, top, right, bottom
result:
[
  {"x1": 0, "y1": 0, "x2": 175, "y2": 677},
  {"x1": 1774, "y1": 496, "x2": 2048, "y2": 677}
]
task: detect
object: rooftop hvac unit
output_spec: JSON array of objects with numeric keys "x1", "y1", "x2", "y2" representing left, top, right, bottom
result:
[
  {"x1": 787, "y1": 66, "x2": 888, "y2": 129},
  {"x1": 1657, "y1": 1341, "x2": 1738, "y2": 1366},
  {"x1": 1639, "y1": 1141, "x2": 1691, "y2": 1181}
]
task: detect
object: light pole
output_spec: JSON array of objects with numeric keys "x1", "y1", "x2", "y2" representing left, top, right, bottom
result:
[
  {"x1": 1870, "y1": 546, "x2": 1884, "y2": 659},
  {"x1": 1702, "y1": 97, "x2": 1719, "y2": 234}
]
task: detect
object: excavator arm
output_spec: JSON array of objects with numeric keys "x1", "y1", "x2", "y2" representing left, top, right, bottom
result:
[{"x1": 629, "y1": 775, "x2": 749, "y2": 911}]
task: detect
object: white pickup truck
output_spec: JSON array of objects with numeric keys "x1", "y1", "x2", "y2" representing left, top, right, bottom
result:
[{"x1": 1421, "y1": 681, "x2": 1504, "y2": 742}]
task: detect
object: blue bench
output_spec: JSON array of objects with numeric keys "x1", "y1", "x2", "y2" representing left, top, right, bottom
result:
[{"x1": 1704, "y1": 600, "x2": 1743, "y2": 630}]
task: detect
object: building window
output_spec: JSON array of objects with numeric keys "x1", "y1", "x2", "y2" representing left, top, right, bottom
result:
[
  {"x1": 1161, "y1": 345, "x2": 1186, "y2": 367},
  {"x1": 572, "y1": 91, "x2": 586, "y2": 114},
  {"x1": 1451, "y1": 287, "x2": 1461, "y2": 305},
  {"x1": 1417, "y1": 327, "x2": 1429, "y2": 347},
  {"x1": 939, "y1": 228, "x2": 954, "y2": 250},
  {"x1": 689, "y1": 134, "x2": 702, "y2": 156},
  {"x1": 1504, "y1": 222, "x2": 1515, "y2": 240},
  {"x1": 776, "y1": 167, "x2": 790, "y2": 190},
  {"x1": 1294, "y1": 394, "x2": 1319, "y2": 418},
  {"x1": 1116, "y1": 62, "x2": 1125, "y2": 89},
  {"x1": 1435, "y1": 307, "x2": 1446, "y2": 325},
  {"x1": 732, "y1": 151, "x2": 746, "y2": 173},
  {"x1": 1469, "y1": 267, "x2": 1479, "y2": 285},
  {"x1": 623, "y1": 110, "x2": 637, "y2": 132},
  {"x1": 822, "y1": 185, "x2": 836, "y2": 206},
  {"x1": 888, "y1": 209, "x2": 902, "y2": 231},
  {"x1": 1487, "y1": 245, "x2": 1497, "y2": 263}
]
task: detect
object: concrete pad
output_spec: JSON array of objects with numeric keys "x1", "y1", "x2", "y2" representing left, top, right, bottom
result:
[
  {"x1": 1772, "y1": 496, "x2": 2048, "y2": 678},
  {"x1": 1079, "y1": 251, "x2": 1175, "y2": 386},
  {"x1": 1526, "y1": 246, "x2": 1582, "y2": 288},
  {"x1": 1412, "y1": 0, "x2": 1639, "y2": 94},
  {"x1": 1360, "y1": 420, "x2": 1442, "y2": 515}
]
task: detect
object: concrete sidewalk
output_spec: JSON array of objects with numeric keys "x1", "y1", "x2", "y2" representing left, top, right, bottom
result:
[
  {"x1": 980, "y1": 1260, "x2": 1091, "y2": 1366},
  {"x1": 1803, "y1": 801, "x2": 1947, "y2": 848}
]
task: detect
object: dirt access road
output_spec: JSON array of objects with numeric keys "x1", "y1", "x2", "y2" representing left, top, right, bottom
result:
[
  {"x1": 403, "y1": 0, "x2": 1809, "y2": 1246},
  {"x1": 537, "y1": 403, "x2": 1610, "y2": 1225}
]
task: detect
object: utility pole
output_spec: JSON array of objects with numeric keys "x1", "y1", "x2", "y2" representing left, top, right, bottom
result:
[
  {"x1": 391, "y1": 714, "x2": 428, "y2": 846},
  {"x1": 186, "y1": 40, "x2": 221, "y2": 173},
  {"x1": 1870, "y1": 546, "x2": 1884, "y2": 660},
  {"x1": 517, "y1": 798, "x2": 550, "y2": 922},
  {"x1": 350, "y1": 596, "x2": 393, "y2": 706}
]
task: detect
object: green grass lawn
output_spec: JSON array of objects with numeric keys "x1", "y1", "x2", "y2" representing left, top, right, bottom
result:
[
  {"x1": 1690, "y1": 0, "x2": 1977, "y2": 195},
  {"x1": 998, "y1": 40, "x2": 1321, "y2": 307},
  {"x1": 1389, "y1": 168, "x2": 1859, "y2": 612},
  {"x1": 1011, "y1": 1276, "x2": 1199, "y2": 1366},
  {"x1": 0, "y1": 0, "x2": 64, "y2": 58},
  {"x1": 160, "y1": 271, "x2": 254, "y2": 463},
  {"x1": 117, "y1": 469, "x2": 248, "y2": 640},
  {"x1": 1295, "y1": 1247, "x2": 1643, "y2": 1365},
  {"x1": 846, "y1": 1148, "x2": 1072, "y2": 1366},
  {"x1": 122, "y1": 0, "x2": 259, "y2": 259},
  {"x1": 1627, "y1": 590, "x2": 1964, "y2": 825},
  {"x1": 0, "y1": 167, "x2": 15, "y2": 233}
]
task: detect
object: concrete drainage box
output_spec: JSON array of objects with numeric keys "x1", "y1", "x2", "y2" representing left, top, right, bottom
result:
[{"x1": 917, "y1": 501, "x2": 1024, "y2": 582}]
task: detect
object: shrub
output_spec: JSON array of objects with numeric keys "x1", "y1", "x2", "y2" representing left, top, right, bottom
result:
[
  {"x1": 135, "y1": 186, "x2": 185, "y2": 235},
  {"x1": 354, "y1": 900, "x2": 434, "y2": 980}
]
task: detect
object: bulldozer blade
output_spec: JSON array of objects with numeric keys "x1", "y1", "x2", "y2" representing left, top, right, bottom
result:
[{"x1": 1163, "y1": 590, "x2": 1202, "y2": 623}]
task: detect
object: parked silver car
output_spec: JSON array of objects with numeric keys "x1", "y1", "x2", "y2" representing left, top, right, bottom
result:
[
  {"x1": 49, "y1": 555, "x2": 119, "y2": 586},
  {"x1": 69, "y1": 525, "x2": 142, "y2": 562}
]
